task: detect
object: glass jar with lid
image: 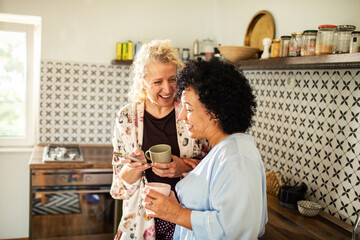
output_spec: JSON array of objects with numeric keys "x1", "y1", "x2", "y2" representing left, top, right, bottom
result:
[
  {"x1": 289, "y1": 32, "x2": 303, "y2": 57},
  {"x1": 279, "y1": 35, "x2": 291, "y2": 57},
  {"x1": 315, "y1": 24, "x2": 337, "y2": 55},
  {"x1": 334, "y1": 25, "x2": 356, "y2": 53},
  {"x1": 181, "y1": 48, "x2": 190, "y2": 61},
  {"x1": 301, "y1": 30, "x2": 317, "y2": 56},
  {"x1": 350, "y1": 31, "x2": 360, "y2": 53},
  {"x1": 270, "y1": 39, "x2": 280, "y2": 58},
  {"x1": 202, "y1": 38, "x2": 215, "y2": 61}
]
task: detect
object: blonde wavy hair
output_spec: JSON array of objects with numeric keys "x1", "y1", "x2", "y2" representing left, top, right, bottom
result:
[{"x1": 129, "y1": 39, "x2": 185, "y2": 102}]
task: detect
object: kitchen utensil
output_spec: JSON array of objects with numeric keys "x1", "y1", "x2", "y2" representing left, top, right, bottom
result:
[
  {"x1": 353, "y1": 213, "x2": 360, "y2": 240},
  {"x1": 145, "y1": 144, "x2": 172, "y2": 169},
  {"x1": 217, "y1": 45, "x2": 259, "y2": 62},
  {"x1": 143, "y1": 182, "x2": 171, "y2": 215},
  {"x1": 297, "y1": 200, "x2": 321, "y2": 217},
  {"x1": 261, "y1": 38, "x2": 272, "y2": 59},
  {"x1": 278, "y1": 182, "x2": 307, "y2": 209},
  {"x1": 145, "y1": 182, "x2": 171, "y2": 196},
  {"x1": 244, "y1": 10, "x2": 275, "y2": 51},
  {"x1": 193, "y1": 39, "x2": 199, "y2": 56},
  {"x1": 113, "y1": 152, "x2": 148, "y2": 164},
  {"x1": 182, "y1": 48, "x2": 190, "y2": 61}
]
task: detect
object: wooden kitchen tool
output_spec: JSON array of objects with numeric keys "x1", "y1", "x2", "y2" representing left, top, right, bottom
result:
[{"x1": 244, "y1": 10, "x2": 275, "y2": 51}]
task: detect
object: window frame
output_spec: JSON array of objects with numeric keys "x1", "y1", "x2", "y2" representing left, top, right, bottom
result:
[{"x1": 0, "y1": 14, "x2": 41, "y2": 147}]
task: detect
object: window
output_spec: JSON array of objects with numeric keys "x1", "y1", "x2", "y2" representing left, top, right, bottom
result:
[{"x1": 0, "y1": 14, "x2": 41, "y2": 147}]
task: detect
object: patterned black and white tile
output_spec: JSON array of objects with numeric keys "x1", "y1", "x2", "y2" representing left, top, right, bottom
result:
[
  {"x1": 245, "y1": 69, "x2": 360, "y2": 226},
  {"x1": 39, "y1": 60, "x2": 131, "y2": 144},
  {"x1": 39, "y1": 60, "x2": 359, "y2": 226}
]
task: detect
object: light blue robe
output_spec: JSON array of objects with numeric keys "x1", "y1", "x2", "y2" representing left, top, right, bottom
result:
[{"x1": 174, "y1": 133, "x2": 268, "y2": 240}]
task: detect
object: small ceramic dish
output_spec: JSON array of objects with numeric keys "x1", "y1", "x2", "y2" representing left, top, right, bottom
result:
[{"x1": 297, "y1": 200, "x2": 321, "y2": 217}]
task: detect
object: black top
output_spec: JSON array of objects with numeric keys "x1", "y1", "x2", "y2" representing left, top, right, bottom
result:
[{"x1": 142, "y1": 109, "x2": 180, "y2": 192}]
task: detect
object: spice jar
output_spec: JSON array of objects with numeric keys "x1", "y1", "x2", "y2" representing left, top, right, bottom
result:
[
  {"x1": 203, "y1": 38, "x2": 215, "y2": 61},
  {"x1": 270, "y1": 39, "x2": 280, "y2": 58},
  {"x1": 289, "y1": 32, "x2": 303, "y2": 57},
  {"x1": 334, "y1": 25, "x2": 356, "y2": 53},
  {"x1": 350, "y1": 31, "x2": 360, "y2": 53},
  {"x1": 182, "y1": 48, "x2": 190, "y2": 61},
  {"x1": 315, "y1": 25, "x2": 336, "y2": 55},
  {"x1": 301, "y1": 30, "x2": 317, "y2": 56},
  {"x1": 279, "y1": 36, "x2": 291, "y2": 57}
]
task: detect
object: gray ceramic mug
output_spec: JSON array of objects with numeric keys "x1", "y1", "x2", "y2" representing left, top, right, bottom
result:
[{"x1": 145, "y1": 144, "x2": 172, "y2": 168}]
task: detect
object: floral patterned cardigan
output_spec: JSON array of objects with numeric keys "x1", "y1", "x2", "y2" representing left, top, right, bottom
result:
[{"x1": 110, "y1": 101, "x2": 210, "y2": 240}]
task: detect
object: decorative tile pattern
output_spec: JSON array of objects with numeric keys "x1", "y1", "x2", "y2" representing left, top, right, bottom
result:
[
  {"x1": 39, "y1": 60, "x2": 359, "y2": 226},
  {"x1": 39, "y1": 60, "x2": 131, "y2": 144},
  {"x1": 245, "y1": 69, "x2": 360, "y2": 226}
]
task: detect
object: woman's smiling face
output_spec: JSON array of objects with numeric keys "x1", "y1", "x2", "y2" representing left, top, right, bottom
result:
[
  {"x1": 143, "y1": 62, "x2": 177, "y2": 109},
  {"x1": 179, "y1": 86, "x2": 218, "y2": 140}
]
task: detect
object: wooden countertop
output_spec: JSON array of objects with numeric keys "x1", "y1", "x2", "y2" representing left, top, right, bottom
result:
[
  {"x1": 29, "y1": 144, "x2": 113, "y2": 169},
  {"x1": 260, "y1": 194, "x2": 352, "y2": 240}
]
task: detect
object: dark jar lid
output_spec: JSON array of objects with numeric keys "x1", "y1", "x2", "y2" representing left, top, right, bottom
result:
[
  {"x1": 337, "y1": 25, "x2": 356, "y2": 31},
  {"x1": 303, "y1": 30, "x2": 318, "y2": 33},
  {"x1": 281, "y1": 35, "x2": 291, "y2": 39},
  {"x1": 352, "y1": 31, "x2": 360, "y2": 34},
  {"x1": 318, "y1": 24, "x2": 337, "y2": 29}
]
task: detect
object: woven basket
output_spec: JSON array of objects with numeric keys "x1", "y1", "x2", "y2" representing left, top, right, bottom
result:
[
  {"x1": 266, "y1": 171, "x2": 285, "y2": 197},
  {"x1": 297, "y1": 200, "x2": 321, "y2": 217}
]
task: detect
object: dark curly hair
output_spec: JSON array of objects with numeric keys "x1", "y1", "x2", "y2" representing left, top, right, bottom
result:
[{"x1": 176, "y1": 59, "x2": 256, "y2": 134}]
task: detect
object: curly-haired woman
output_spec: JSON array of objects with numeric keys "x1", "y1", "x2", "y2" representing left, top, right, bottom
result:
[
  {"x1": 110, "y1": 40, "x2": 210, "y2": 240},
  {"x1": 143, "y1": 59, "x2": 268, "y2": 239}
]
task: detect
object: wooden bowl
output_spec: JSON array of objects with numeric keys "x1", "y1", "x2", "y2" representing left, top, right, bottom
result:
[{"x1": 217, "y1": 45, "x2": 259, "y2": 62}]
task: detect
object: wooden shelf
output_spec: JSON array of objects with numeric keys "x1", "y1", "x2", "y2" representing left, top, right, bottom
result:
[
  {"x1": 111, "y1": 59, "x2": 133, "y2": 65},
  {"x1": 110, "y1": 53, "x2": 360, "y2": 70},
  {"x1": 236, "y1": 53, "x2": 360, "y2": 70}
]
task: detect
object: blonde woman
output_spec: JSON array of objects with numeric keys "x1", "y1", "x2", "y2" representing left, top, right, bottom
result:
[{"x1": 110, "y1": 40, "x2": 210, "y2": 240}]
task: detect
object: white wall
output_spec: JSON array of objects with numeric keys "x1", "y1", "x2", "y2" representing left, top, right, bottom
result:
[
  {"x1": 1, "y1": 0, "x2": 359, "y2": 64},
  {"x1": 213, "y1": 0, "x2": 360, "y2": 46},
  {"x1": 0, "y1": 151, "x2": 31, "y2": 239}
]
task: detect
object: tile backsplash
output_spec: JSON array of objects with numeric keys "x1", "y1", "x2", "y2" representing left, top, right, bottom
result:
[
  {"x1": 39, "y1": 60, "x2": 359, "y2": 226},
  {"x1": 245, "y1": 69, "x2": 360, "y2": 226},
  {"x1": 40, "y1": 60, "x2": 131, "y2": 143}
]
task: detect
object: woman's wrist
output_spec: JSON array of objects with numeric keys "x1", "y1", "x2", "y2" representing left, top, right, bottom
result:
[
  {"x1": 119, "y1": 164, "x2": 143, "y2": 184},
  {"x1": 172, "y1": 205, "x2": 192, "y2": 230}
]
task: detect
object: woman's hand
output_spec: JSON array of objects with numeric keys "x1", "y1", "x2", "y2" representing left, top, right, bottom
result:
[
  {"x1": 152, "y1": 155, "x2": 193, "y2": 178},
  {"x1": 117, "y1": 148, "x2": 152, "y2": 184},
  {"x1": 120, "y1": 148, "x2": 151, "y2": 171},
  {"x1": 142, "y1": 189, "x2": 192, "y2": 230},
  {"x1": 183, "y1": 158, "x2": 201, "y2": 169},
  {"x1": 181, "y1": 158, "x2": 201, "y2": 177}
]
